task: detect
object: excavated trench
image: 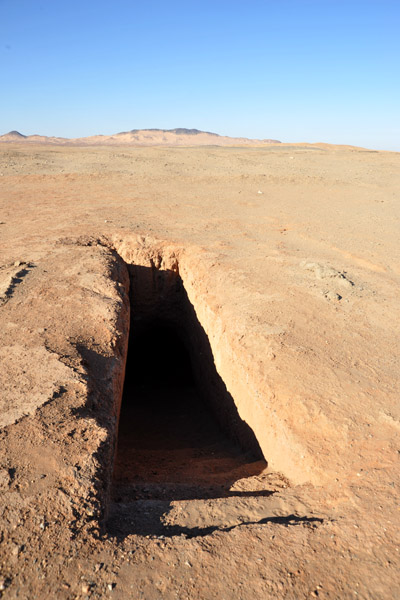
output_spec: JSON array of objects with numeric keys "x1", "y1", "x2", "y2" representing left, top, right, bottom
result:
[{"x1": 107, "y1": 260, "x2": 270, "y2": 537}]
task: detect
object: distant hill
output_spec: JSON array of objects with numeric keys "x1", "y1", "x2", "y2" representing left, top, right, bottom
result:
[
  {"x1": 0, "y1": 128, "x2": 281, "y2": 146},
  {"x1": 1, "y1": 130, "x2": 27, "y2": 140},
  {"x1": 125, "y1": 128, "x2": 219, "y2": 136}
]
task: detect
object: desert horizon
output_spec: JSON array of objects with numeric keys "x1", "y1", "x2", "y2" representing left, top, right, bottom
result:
[
  {"x1": 0, "y1": 127, "x2": 280, "y2": 144},
  {"x1": 1, "y1": 127, "x2": 393, "y2": 153}
]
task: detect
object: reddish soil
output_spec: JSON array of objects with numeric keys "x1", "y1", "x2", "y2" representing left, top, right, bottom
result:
[{"x1": 0, "y1": 142, "x2": 399, "y2": 599}]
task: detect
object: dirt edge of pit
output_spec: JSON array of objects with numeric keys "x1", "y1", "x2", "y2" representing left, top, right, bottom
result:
[{"x1": 105, "y1": 232, "x2": 321, "y2": 488}]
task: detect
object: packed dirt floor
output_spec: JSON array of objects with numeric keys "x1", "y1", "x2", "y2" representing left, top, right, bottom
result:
[{"x1": 0, "y1": 142, "x2": 399, "y2": 599}]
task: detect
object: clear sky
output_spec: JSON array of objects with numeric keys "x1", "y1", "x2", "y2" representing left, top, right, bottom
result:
[{"x1": 1, "y1": 0, "x2": 399, "y2": 150}]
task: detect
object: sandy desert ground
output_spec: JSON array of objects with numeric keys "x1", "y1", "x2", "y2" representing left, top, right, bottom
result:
[{"x1": 0, "y1": 139, "x2": 399, "y2": 599}]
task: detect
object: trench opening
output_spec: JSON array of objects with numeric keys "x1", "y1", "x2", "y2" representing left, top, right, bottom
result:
[{"x1": 108, "y1": 264, "x2": 272, "y2": 537}]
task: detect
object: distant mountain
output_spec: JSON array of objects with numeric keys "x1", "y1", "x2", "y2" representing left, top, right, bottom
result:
[
  {"x1": 1, "y1": 130, "x2": 27, "y2": 140},
  {"x1": 125, "y1": 128, "x2": 219, "y2": 136},
  {"x1": 0, "y1": 128, "x2": 281, "y2": 146}
]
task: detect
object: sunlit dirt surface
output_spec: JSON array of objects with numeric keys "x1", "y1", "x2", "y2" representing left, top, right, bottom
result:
[{"x1": 1, "y1": 142, "x2": 399, "y2": 598}]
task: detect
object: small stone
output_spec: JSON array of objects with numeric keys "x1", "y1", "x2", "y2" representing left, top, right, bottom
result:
[
  {"x1": 82, "y1": 584, "x2": 90, "y2": 593},
  {"x1": 324, "y1": 290, "x2": 342, "y2": 301},
  {"x1": 0, "y1": 469, "x2": 10, "y2": 489},
  {"x1": 107, "y1": 583, "x2": 116, "y2": 591}
]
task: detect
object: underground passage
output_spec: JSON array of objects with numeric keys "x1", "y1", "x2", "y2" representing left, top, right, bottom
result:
[{"x1": 108, "y1": 265, "x2": 269, "y2": 535}]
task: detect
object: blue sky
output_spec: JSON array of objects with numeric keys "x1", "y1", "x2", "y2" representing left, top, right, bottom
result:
[{"x1": 1, "y1": 0, "x2": 399, "y2": 150}]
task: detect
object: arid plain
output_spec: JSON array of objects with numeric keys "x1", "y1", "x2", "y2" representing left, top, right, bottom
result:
[{"x1": 0, "y1": 135, "x2": 399, "y2": 599}]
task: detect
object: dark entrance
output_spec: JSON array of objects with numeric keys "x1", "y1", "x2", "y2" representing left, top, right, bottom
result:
[
  {"x1": 112, "y1": 319, "x2": 264, "y2": 503},
  {"x1": 107, "y1": 266, "x2": 269, "y2": 537}
]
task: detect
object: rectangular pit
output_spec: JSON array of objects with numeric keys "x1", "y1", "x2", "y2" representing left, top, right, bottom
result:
[{"x1": 106, "y1": 260, "x2": 276, "y2": 537}]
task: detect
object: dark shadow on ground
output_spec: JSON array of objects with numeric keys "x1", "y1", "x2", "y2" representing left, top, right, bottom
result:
[
  {"x1": 107, "y1": 499, "x2": 324, "y2": 539},
  {"x1": 1, "y1": 262, "x2": 35, "y2": 304},
  {"x1": 165, "y1": 514, "x2": 325, "y2": 539}
]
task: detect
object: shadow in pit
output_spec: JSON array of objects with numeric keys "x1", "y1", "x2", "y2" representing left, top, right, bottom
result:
[{"x1": 108, "y1": 264, "x2": 275, "y2": 539}]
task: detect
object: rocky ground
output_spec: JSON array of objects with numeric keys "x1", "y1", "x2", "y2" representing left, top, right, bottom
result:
[{"x1": 0, "y1": 142, "x2": 399, "y2": 599}]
